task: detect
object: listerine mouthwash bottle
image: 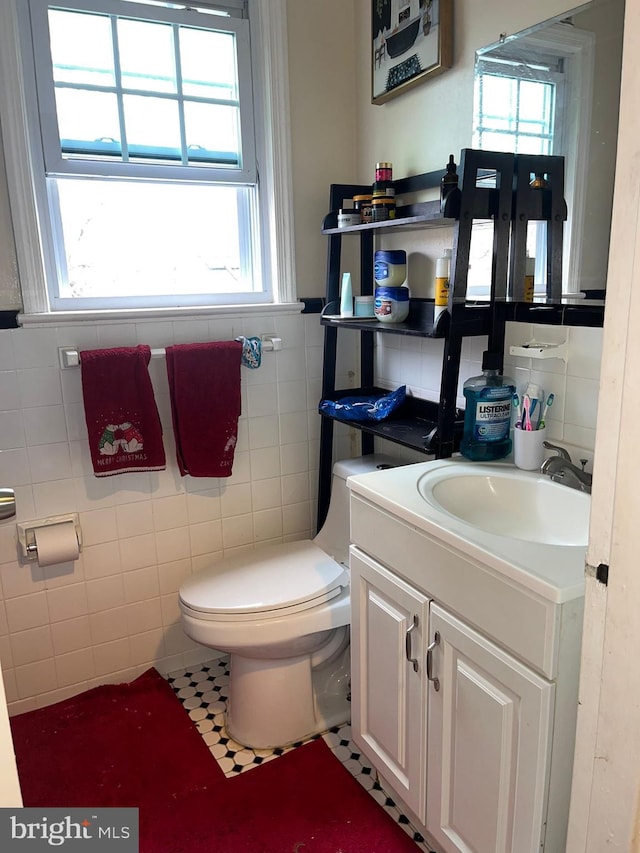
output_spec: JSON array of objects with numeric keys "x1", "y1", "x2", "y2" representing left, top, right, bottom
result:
[{"x1": 460, "y1": 351, "x2": 516, "y2": 461}]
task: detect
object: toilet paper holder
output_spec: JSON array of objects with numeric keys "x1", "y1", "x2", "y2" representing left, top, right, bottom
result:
[{"x1": 16, "y1": 514, "x2": 83, "y2": 564}]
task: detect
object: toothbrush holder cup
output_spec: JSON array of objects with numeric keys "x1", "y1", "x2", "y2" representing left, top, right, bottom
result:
[{"x1": 513, "y1": 425, "x2": 546, "y2": 471}]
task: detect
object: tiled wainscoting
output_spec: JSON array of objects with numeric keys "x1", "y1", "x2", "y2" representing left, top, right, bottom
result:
[
  {"x1": 0, "y1": 311, "x2": 602, "y2": 715},
  {"x1": 376, "y1": 322, "x2": 603, "y2": 458},
  {"x1": 0, "y1": 311, "x2": 357, "y2": 714}
]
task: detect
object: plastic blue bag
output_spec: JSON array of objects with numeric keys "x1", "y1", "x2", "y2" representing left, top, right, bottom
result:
[{"x1": 319, "y1": 386, "x2": 406, "y2": 422}]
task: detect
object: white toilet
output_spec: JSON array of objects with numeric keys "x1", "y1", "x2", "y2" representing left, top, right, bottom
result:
[{"x1": 179, "y1": 454, "x2": 398, "y2": 749}]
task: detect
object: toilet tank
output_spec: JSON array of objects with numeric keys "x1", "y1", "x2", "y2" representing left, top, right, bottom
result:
[{"x1": 313, "y1": 454, "x2": 402, "y2": 565}]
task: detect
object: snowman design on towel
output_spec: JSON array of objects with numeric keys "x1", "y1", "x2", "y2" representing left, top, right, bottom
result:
[{"x1": 98, "y1": 422, "x2": 144, "y2": 456}]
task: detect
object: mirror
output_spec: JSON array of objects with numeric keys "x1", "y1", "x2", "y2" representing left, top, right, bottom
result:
[{"x1": 469, "y1": 0, "x2": 624, "y2": 299}]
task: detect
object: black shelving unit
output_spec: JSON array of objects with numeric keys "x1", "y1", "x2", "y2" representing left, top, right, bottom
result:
[{"x1": 316, "y1": 148, "x2": 601, "y2": 530}]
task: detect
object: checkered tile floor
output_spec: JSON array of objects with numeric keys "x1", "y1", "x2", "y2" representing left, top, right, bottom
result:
[{"x1": 166, "y1": 657, "x2": 431, "y2": 850}]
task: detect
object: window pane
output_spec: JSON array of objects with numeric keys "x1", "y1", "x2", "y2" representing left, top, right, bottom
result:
[
  {"x1": 179, "y1": 27, "x2": 238, "y2": 100},
  {"x1": 54, "y1": 178, "x2": 251, "y2": 298},
  {"x1": 55, "y1": 89, "x2": 121, "y2": 156},
  {"x1": 520, "y1": 80, "x2": 552, "y2": 122},
  {"x1": 516, "y1": 136, "x2": 548, "y2": 155},
  {"x1": 118, "y1": 18, "x2": 177, "y2": 94},
  {"x1": 478, "y1": 132, "x2": 517, "y2": 153},
  {"x1": 466, "y1": 221, "x2": 494, "y2": 298},
  {"x1": 45, "y1": 7, "x2": 249, "y2": 173},
  {"x1": 49, "y1": 9, "x2": 115, "y2": 87},
  {"x1": 123, "y1": 94, "x2": 181, "y2": 160},
  {"x1": 483, "y1": 75, "x2": 516, "y2": 116},
  {"x1": 184, "y1": 101, "x2": 239, "y2": 165}
]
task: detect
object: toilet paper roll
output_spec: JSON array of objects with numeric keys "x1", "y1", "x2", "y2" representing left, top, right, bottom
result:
[{"x1": 33, "y1": 521, "x2": 80, "y2": 567}]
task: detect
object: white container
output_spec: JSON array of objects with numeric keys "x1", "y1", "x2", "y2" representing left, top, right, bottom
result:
[
  {"x1": 513, "y1": 426, "x2": 546, "y2": 470},
  {"x1": 374, "y1": 286, "x2": 409, "y2": 323},
  {"x1": 338, "y1": 210, "x2": 361, "y2": 228},
  {"x1": 374, "y1": 250, "x2": 407, "y2": 287},
  {"x1": 355, "y1": 295, "x2": 375, "y2": 317}
]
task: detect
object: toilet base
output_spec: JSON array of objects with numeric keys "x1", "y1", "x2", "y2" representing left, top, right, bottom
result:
[{"x1": 226, "y1": 631, "x2": 351, "y2": 749}]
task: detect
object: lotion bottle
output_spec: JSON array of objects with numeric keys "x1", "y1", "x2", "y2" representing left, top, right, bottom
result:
[
  {"x1": 340, "y1": 272, "x2": 353, "y2": 317},
  {"x1": 435, "y1": 249, "x2": 452, "y2": 306}
]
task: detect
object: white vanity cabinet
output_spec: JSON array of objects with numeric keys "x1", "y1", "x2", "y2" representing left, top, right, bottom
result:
[
  {"x1": 426, "y1": 603, "x2": 553, "y2": 853},
  {"x1": 350, "y1": 548, "x2": 430, "y2": 822},
  {"x1": 348, "y1": 468, "x2": 585, "y2": 853}
]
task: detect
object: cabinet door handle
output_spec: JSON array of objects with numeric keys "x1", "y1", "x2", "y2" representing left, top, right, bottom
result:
[
  {"x1": 426, "y1": 631, "x2": 441, "y2": 691},
  {"x1": 405, "y1": 615, "x2": 419, "y2": 672}
]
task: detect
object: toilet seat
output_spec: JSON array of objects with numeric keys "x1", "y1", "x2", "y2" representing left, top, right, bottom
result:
[{"x1": 179, "y1": 540, "x2": 349, "y2": 622}]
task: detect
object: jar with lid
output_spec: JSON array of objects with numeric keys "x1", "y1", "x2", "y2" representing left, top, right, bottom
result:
[
  {"x1": 374, "y1": 285, "x2": 409, "y2": 323},
  {"x1": 371, "y1": 197, "x2": 396, "y2": 222},
  {"x1": 373, "y1": 161, "x2": 394, "y2": 199},
  {"x1": 372, "y1": 182, "x2": 395, "y2": 199},
  {"x1": 375, "y1": 162, "x2": 393, "y2": 183},
  {"x1": 374, "y1": 250, "x2": 406, "y2": 286},
  {"x1": 353, "y1": 194, "x2": 373, "y2": 224},
  {"x1": 337, "y1": 209, "x2": 361, "y2": 228}
]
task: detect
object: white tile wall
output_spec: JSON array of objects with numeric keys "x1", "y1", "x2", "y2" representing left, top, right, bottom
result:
[
  {"x1": 0, "y1": 311, "x2": 328, "y2": 714},
  {"x1": 375, "y1": 321, "x2": 603, "y2": 468},
  {"x1": 504, "y1": 323, "x2": 603, "y2": 465},
  {"x1": 0, "y1": 311, "x2": 604, "y2": 713}
]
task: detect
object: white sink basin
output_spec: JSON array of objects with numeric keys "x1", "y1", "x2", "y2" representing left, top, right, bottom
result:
[{"x1": 417, "y1": 464, "x2": 590, "y2": 546}]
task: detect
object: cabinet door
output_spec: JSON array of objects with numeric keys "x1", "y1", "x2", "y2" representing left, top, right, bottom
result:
[
  {"x1": 350, "y1": 546, "x2": 430, "y2": 823},
  {"x1": 426, "y1": 603, "x2": 554, "y2": 853}
]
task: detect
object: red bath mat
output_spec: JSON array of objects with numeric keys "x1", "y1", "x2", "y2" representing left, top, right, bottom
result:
[{"x1": 10, "y1": 668, "x2": 419, "y2": 852}]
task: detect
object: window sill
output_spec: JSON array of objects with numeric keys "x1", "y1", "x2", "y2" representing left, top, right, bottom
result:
[{"x1": 17, "y1": 302, "x2": 304, "y2": 327}]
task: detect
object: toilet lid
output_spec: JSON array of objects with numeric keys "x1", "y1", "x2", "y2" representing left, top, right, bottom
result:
[{"x1": 179, "y1": 540, "x2": 349, "y2": 619}]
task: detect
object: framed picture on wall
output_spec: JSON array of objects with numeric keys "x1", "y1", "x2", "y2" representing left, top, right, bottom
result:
[{"x1": 372, "y1": 0, "x2": 453, "y2": 105}]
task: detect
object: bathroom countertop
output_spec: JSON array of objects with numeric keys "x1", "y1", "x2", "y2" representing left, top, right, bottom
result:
[{"x1": 348, "y1": 457, "x2": 588, "y2": 604}]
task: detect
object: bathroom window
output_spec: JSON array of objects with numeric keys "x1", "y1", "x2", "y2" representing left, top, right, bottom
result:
[
  {"x1": 469, "y1": 22, "x2": 595, "y2": 298},
  {"x1": 474, "y1": 60, "x2": 558, "y2": 156},
  {"x1": 1, "y1": 0, "x2": 293, "y2": 314},
  {"x1": 469, "y1": 53, "x2": 562, "y2": 299}
]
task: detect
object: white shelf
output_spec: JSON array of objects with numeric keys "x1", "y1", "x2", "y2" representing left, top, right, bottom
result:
[{"x1": 509, "y1": 340, "x2": 568, "y2": 362}]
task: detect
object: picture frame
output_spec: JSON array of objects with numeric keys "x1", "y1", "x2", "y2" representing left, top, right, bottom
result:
[{"x1": 372, "y1": 0, "x2": 453, "y2": 105}]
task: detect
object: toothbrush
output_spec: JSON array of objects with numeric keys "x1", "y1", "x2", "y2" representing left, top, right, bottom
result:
[
  {"x1": 522, "y1": 394, "x2": 533, "y2": 431},
  {"x1": 537, "y1": 392, "x2": 555, "y2": 429},
  {"x1": 525, "y1": 382, "x2": 542, "y2": 419},
  {"x1": 513, "y1": 391, "x2": 523, "y2": 428}
]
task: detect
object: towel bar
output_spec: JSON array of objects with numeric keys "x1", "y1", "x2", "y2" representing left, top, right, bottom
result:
[{"x1": 58, "y1": 335, "x2": 283, "y2": 369}]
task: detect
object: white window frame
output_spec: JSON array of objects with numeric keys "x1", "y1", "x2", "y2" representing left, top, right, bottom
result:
[
  {"x1": 0, "y1": 0, "x2": 297, "y2": 320},
  {"x1": 474, "y1": 22, "x2": 595, "y2": 295},
  {"x1": 31, "y1": 0, "x2": 257, "y2": 183}
]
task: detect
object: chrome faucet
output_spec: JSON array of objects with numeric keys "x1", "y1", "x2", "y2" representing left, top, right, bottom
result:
[{"x1": 540, "y1": 442, "x2": 592, "y2": 494}]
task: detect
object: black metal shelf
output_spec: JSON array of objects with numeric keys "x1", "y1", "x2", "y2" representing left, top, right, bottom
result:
[
  {"x1": 322, "y1": 200, "x2": 455, "y2": 235},
  {"x1": 321, "y1": 298, "x2": 492, "y2": 338},
  {"x1": 501, "y1": 298, "x2": 605, "y2": 327},
  {"x1": 319, "y1": 388, "x2": 463, "y2": 456},
  {"x1": 316, "y1": 149, "x2": 593, "y2": 531}
]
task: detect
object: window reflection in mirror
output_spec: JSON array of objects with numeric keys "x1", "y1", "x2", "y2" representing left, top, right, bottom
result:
[{"x1": 467, "y1": 0, "x2": 624, "y2": 301}]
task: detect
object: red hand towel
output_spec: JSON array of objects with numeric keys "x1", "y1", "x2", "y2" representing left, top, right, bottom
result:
[
  {"x1": 80, "y1": 345, "x2": 166, "y2": 477},
  {"x1": 166, "y1": 341, "x2": 243, "y2": 477}
]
